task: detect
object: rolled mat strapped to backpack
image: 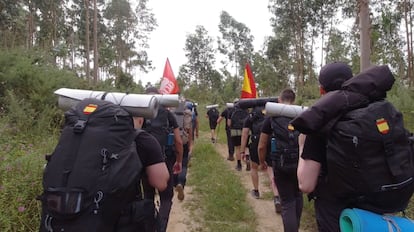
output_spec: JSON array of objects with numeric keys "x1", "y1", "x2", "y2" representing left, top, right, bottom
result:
[{"x1": 340, "y1": 208, "x2": 414, "y2": 232}]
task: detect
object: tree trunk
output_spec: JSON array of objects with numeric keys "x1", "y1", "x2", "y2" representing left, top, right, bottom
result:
[
  {"x1": 404, "y1": 0, "x2": 412, "y2": 85},
  {"x1": 409, "y1": 1, "x2": 414, "y2": 86},
  {"x1": 84, "y1": 0, "x2": 90, "y2": 81},
  {"x1": 359, "y1": 0, "x2": 371, "y2": 71},
  {"x1": 93, "y1": 0, "x2": 99, "y2": 84},
  {"x1": 27, "y1": 0, "x2": 35, "y2": 49}
]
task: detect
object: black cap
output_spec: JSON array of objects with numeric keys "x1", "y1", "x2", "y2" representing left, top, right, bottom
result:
[{"x1": 319, "y1": 62, "x2": 353, "y2": 92}]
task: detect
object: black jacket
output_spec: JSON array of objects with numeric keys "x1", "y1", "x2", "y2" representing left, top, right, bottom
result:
[{"x1": 291, "y1": 65, "x2": 395, "y2": 134}]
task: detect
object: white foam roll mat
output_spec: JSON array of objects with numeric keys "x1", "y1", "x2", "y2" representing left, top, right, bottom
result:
[
  {"x1": 265, "y1": 102, "x2": 308, "y2": 118},
  {"x1": 226, "y1": 103, "x2": 234, "y2": 108},
  {"x1": 206, "y1": 104, "x2": 219, "y2": 109},
  {"x1": 54, "y1": 88, "x2": 159, "y2": 118},
  {"x1": 151, "y1": 94, "x2": 179, "y2": 107}
]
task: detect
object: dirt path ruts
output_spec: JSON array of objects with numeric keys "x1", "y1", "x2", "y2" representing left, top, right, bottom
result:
[
  {"x1": 166, "y1": 140, "x2": 311, "y2": 232},
  {"x1": 214, "y1": 142, "x2": 285, "y2": 232}
]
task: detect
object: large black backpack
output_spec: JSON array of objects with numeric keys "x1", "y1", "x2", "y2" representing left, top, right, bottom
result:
[
  {"x1": 270, "y1": 116, "x2": 300, "y2": 174},
  {"x1": 326, "y1": 100, "x2": 414, "y2": 213},
  {"x1": 38, "y1": 98, "x2": 143, "y2": 232},
  {"x1": 249, "y1": 107, "x2": 265, "y2": 149},
  {"x1": 143, "y1": 106, "x2": 169, "y2": 151},
  {"x1": 208, "y1": 108, "x2": 219, "y2": 122},
  {"x1": 230, "y1": 107, "x2": 249, "y2": 130}
]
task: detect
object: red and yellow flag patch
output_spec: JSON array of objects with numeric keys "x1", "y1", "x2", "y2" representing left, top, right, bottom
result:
[
  {"x1": 376, "y1": 118, "x2": 389, "y2": 134},
  {"x1": 83, "y1": 104, "x2": 98, "y2": 115}
]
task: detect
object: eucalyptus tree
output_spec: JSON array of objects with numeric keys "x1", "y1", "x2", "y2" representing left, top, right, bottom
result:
[
  {"x1": 268, "y1": 0, "x2": 314, "y2": 88},
  {"x1": 324, "y1": 29, "x2": 352, "y2": 64},
  {"x1": 103, "y1": 0, "x2": 156, "y2": 85},
  {"x1": 33, "y1": 0, "x2": 67, "y2": 62},
  {"x1": 0, "y1": 0, "x2": 27, "y2": 48},
  {"x1": 93, "y1": 0, "x2": 99, "y2": 83},
  {"x1": 399, "y1": 0, "x2": 414, "y2": 86},
  {"x1": 179, "y1": 25, "x2": 218, "y2": 90},
  {"x1": 1, "y1": 0, "x2": 68, "y2": 58},
  {"x1": 84, "y1": 0, "x2": 91, "y2": 80},
  {"x1": 217, "y1": 11, "x2": 255, "y2": 77},
  {"x1": 133, "y1": 0, "x2": 157, "y2": 73},
  {"x1": 265, "y1": 33, "x2": 293, "y2": 89},
  {"x1": 304, "y1": 0, "x2": 340, "y2": 67},
  {"x1": 358, "y1": 0, "x2": 371, "y2": 70},
  {"x1": 370, "y1": 2, "x2": 405, "y2": 76}
]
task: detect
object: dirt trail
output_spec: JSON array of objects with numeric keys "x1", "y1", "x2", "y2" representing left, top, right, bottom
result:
[
  {"x1": 214, "y1": 142, "x2": 284, "y2": 232},
  {"x1": 165, "y1": 186, "x2": 197, "y2": 232},
  {"x1": 166, "y1": 140, "x2": 310, "y2": 232}
]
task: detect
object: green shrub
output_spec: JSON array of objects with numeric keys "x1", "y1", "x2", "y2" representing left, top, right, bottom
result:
[{"x1": 0, "y1": 132, "x2": 56, "y2": 231}]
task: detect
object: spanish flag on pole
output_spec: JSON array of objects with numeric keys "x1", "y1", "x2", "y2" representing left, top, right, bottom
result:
[
  {"x1": 159, "y1": 58, "x2": 179, "y2": 94},
  {"x1": 241, "y1": 62, "x2": 257, "y2": 99}
]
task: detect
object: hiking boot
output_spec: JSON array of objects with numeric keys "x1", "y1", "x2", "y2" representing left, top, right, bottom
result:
[
  {"x1": 246, "y1": 159, "x2": 251, "y2": 171},
  {"x1": 227, "y1": 156, "x2": 235, "y2": 161},
  {"x1": 251, "y1": 189, "x2": 260, "y2": 199},
  {"x1": 274, "y1": 196, "x2": 282, "y2": 214},
  {"x1": 236, "y1": 163, "x2": 242, "y2": 171},
  {"x1": 176, "y1": 184, "x2": 185, "y2": 201}
]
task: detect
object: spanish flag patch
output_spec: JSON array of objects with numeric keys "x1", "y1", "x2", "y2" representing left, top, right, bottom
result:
[
  {"x1": 376, "y1": 118, "x2": 389, "y2": 134},
  {"x1": 83, "y1": 104, "x2": 98, "y2": 115}
]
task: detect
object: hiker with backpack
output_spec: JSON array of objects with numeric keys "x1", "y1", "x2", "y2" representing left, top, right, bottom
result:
[
  {"x1": 143, "y1": 87, "x2": 183, "y2": 232},
  {"x1": 39, "y1": 98, "x2": 169, "y2": 232},
  {"x1": 170, "y1": 98, "x2": 194, "y2": 202},
  {"x1": 238, "y1": 105, "x2": 266, "y2": 198},
  {"x1": 229, "y1": 105, "x2": 250, "y2": 171},
  {"x1": 217, "y1": 100, "x2": 237, "y2": 161},
  {"x1": 258, "y1": 88, "x2": 302, "y2": 230},
  {"x1": 292, "y1": 62, "x2": 354, "y2": 232},
  {"x1": 186, "y1": 100, "x2": 199, "y2": 155},
  {"x1": 206, "y1": 105, "x2": 220, "y2": 143},
  {"x1": 292, "y1": 63, "x2": 414, "y2": 232}
]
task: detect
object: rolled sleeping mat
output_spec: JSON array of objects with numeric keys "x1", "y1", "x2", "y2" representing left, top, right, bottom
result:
[
  {"x1": 206, "y1": 104, "x2": 219, "y2": 109},
  {"x1": 265, "y1": 102, "x2": 308, "y2": 118},
  {"x1": 226, "y1": 103, "x2": 235, "y2": 108},
  {"x1": 340, "y1": 208, "x2": 414, "y2": 232},
  {"x1": 151, "y1": 94, "x2": 180, "y2": 107},
  {"x1": 54, "y1": 88, "x2": 159, "y2": 119},
  {"x1": 235, "y1": 97, "x2": 278, "y2": 109}
]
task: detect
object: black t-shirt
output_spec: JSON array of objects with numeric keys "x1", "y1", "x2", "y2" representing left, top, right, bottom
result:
[
  {"x1": 261, "y1": 116, "x2": 273, "y2": 135},
  {"x1": 207, "y1": 108, "x2": 219, "y2": 121},
  {"x1": 302, "y1": 133, "x2": 345, "y2": 232},
  {"x1": 167, "y1": 110, "x2": 179, "y2": 129},
  {"x1": 221, "y1": 108, "x2": 232, "y2": 129},
  {"x1": 301, "y1": 134, "x2": 327, "y2": 174},
  {"x1": 220, "y1": 108, "x2": 230, "y2": 119},
  {"x1": 243, "y1": 116, "x2": 253, "y2": 130},
  {"x1": 135, "y1": 130, "x2": 165, "y2": 167}
]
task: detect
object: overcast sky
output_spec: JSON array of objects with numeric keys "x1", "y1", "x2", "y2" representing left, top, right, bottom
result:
[{"x1": 136, "y1": 0, "x2": 273, "y2": 85}]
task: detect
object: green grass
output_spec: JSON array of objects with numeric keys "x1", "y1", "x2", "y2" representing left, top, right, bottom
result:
[
  {"x1": 187, "y1": 138, "x2": 256, "y2": 232},
  {"x1": 0, "y1": 135, "x2": 57, "y2": 231},
  {"x1": 0, "y1": 110, "x2": 413, "y2": 231}
]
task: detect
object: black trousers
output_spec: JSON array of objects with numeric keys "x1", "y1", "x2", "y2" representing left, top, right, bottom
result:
[
  {"x1": 273, "y1": 165, "x2": 303, "y2": 232},
  {"x1": 156, "y1": 148, "x2": 175, "y2": 232},
  {"x1": 226, "y1": 127, "x2": 234, "y2": 155}
]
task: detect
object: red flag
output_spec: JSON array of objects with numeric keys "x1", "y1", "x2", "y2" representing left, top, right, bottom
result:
[
  {"x1": 159, "y1": 58, "x2": 179, "y2": 94},
  {"x1": 241, "y1": 62, "x2": 257, "y2": 99}
]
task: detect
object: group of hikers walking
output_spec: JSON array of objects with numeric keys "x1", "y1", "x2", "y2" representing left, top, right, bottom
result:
[
  {"x1": 38, "y1": 61, "x2": 414, "y2": 232},
  {"x1": 209, "y1": 62, "x2": 414, "y2": 232}
]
